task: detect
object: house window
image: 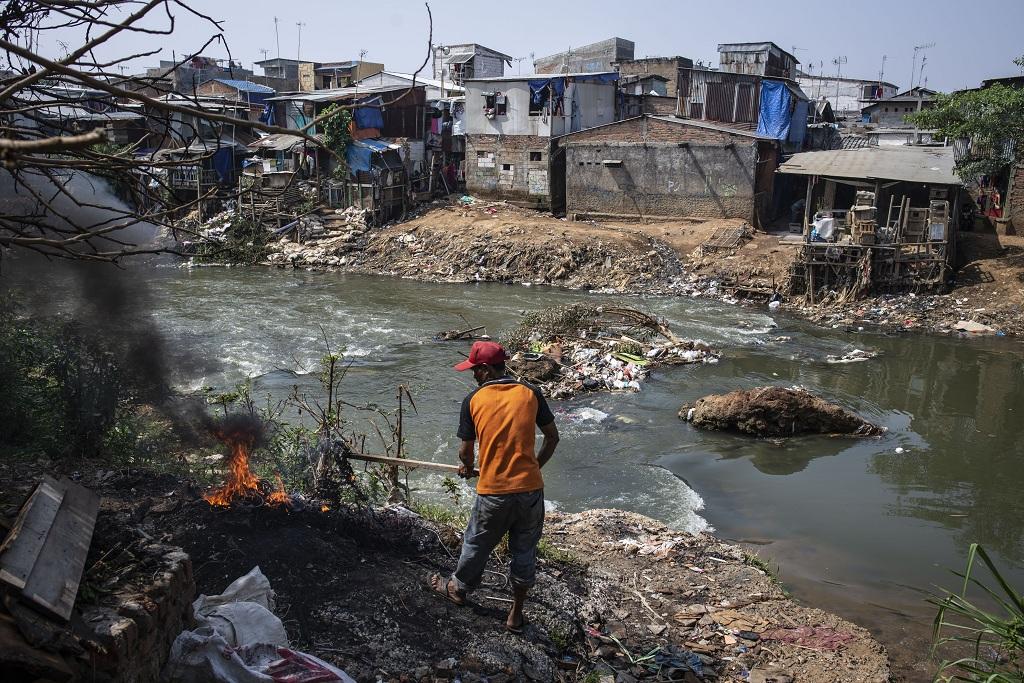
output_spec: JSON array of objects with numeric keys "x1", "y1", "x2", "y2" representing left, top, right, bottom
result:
[
  {"x1": 502, "y1": 163, "x2": 513, "y2": 171},
  {"x1": 477, "y1": 151, "x2": 488, "y2": 157},
  {"x1": 530, "y1": 151, "x2": 543, "y2": 161},
  {"x1": 484, "y1": 92, "x2": 507, "y2": 117},
  {"x1": 884, "y1": 106, "x2": 889, "y2": 112}
]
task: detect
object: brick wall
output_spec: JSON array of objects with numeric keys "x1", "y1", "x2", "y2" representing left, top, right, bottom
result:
[
  {"x1": 1008, "y1": 161, "x2": 1024, "y2": 232},
  {"x1": 567, "y1": 117, "x2": 739, "y2": 144},
  {"x1": 79, "y1": 543, "x2": 194, "y2": 682},
  {"x1": 565, "y1": 120, "x2": 759, "y2": 221},
  {"x1": 617, "y1": 57, "x2": 693, "y2": 97},
  {"x1": 465, "y1": 134, "x2": 551, "y2": 207}
]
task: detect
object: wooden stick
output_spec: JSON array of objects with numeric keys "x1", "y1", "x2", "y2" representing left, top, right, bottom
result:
[{"x1": 345, "y1": 451, "x2": 473, "y2": 475}]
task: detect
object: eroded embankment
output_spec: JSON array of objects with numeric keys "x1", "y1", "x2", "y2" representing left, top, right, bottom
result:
[{"x1": 1, "y1": 460, "x2": 893, "y2": 683}]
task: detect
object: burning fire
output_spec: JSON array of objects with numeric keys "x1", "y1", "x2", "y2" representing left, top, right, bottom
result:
[{"x1": 203, "y1": 415, "x2": 291, "y2": 508}]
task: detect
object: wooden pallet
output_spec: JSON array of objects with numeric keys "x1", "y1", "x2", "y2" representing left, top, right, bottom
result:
[
  {"x1": 701, "y1": 226, "x2": 747, "y2": 252},
  {"x1": 0, "y1": 476, "x2": 99, "y2": 622}
]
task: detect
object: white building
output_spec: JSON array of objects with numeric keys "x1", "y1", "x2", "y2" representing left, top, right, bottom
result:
[
  {"x1": 462, "y1": 73, "x2": 619, "y2": 208},
  {"x1": 796, "y1": 72, "x2": 898, "y2": 117}
]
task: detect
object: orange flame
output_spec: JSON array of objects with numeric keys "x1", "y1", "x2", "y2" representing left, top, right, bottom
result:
[
  {"x1": 266, "y1": 474, "x2": 291, "y2": 506},
  {"x1": 203, "y1": 418, "x2": 290, "y2": 508}
]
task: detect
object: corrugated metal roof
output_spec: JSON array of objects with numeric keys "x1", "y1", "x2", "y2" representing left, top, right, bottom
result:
[
  {"x1": 212, "y1": 79, "x2": 276, "y2": 94},
  {"x1": 648, "y1": 116, "x2": 772, "y2": 140},
  {"x1": 266, "y1": 82, "x2": 420, "y2": 102},
  {"x1": 249, "y1": 133, "x2": 305, "y2": 151},
  {"x1": 778, "y1": 146, "x2": 960, "y2": 184},
  {"x1": 444, "y1": 53, "x2": 475, "y2": 65},
  {"x1": 464, "y1": 72, "x2": 618, "y2": 83}
]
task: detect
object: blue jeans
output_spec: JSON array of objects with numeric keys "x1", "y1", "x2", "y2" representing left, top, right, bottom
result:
[{"x1": 451, "y1": 489, "x2": 544, "y2": 592}]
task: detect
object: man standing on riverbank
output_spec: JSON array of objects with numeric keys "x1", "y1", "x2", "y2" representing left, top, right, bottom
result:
[{"x1": 429, "y1": 341, "x2": 560, "y2": 633}]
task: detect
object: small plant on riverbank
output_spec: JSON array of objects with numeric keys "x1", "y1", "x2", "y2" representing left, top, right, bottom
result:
[
  {"x1": 930, "y1": 544, "x2": 1023, "y2": 682},
  {"x1": 192, "y1": 215, "x2": 271, "y2": 265}
]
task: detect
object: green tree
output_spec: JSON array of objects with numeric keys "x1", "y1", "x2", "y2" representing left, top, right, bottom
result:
[{"x1": 909, "y1": 60, "x2": 1024, "y2": 179}]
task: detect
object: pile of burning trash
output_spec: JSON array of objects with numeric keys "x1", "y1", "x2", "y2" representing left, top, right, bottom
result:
[{"x1": 501, "y1": 304, "x2": 719, "y2": 399}]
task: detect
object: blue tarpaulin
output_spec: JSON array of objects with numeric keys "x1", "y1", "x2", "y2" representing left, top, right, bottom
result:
[
  {"x1": 787, "y1": 98, "x2": 808, "y2": 147},
  {"x1": 353, "y1": 96, "x2": 384, "y2": 130},
  {"x1": 259, "y1": 103, "x2": 276, "y2": 126},
  {"x1": 345, "y1": 138, "x2": 391, "y2": 173},
  {"x1": 212, "y1": 147, "x2": 233, "y2": 183},
  {"x1": 756, "y1": 79, "x2": 792, "y2": 141},
  {"x1": 574, "y1": 73, "x2": 618, "y2": 84}
]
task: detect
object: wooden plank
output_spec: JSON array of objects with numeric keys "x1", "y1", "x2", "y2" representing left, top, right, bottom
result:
[
  {"x1": 0, "y1": 477, "x2": 64, "y2": 591},
  {"x1": 20, "y1": 477, "x2": 99, "y2": 622}
]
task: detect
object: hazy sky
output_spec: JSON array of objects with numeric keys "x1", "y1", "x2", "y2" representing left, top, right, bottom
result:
[{"x1": 38, "y1": 0, "x2": 1024, "y2": 92}]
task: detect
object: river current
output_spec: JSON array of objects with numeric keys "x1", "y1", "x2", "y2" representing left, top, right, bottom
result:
[{"x1": 20, "y1": 265, "x2": 1024, "y2": 676}]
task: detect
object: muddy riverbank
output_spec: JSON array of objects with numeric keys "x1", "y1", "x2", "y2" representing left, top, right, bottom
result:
[{"x1": 251, "y1": 200, "x2": 1024, "y2": 338}]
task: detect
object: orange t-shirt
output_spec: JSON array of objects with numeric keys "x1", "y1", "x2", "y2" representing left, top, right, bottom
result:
[{"x1": 458, "y1": 378, "x2": 555, "y2": 495}]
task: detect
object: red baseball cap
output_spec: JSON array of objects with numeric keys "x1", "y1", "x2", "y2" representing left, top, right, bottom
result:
[{"x1": 454, "y1": 341, "x2": 509, "y2": 371}]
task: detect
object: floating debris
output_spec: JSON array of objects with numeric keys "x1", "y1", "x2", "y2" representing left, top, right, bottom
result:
[{"x1": 501, "y1": 304, "x2": 719, "y2": 399}]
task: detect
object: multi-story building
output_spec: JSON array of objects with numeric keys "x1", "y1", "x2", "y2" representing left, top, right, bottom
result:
[
  {"x1": 432, "y1": 44, "x2": 511, "y2": 87},
  {"x1": 463, "y1": 72, "x2": 619, "y2": 208}
]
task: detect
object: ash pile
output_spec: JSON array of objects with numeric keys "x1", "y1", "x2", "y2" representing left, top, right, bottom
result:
[{"x1": 500, "y1": 304, "x2": 719, "y2": 399}]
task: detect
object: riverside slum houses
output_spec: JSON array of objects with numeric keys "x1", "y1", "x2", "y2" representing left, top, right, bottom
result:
[
  {"x1": 546, "y1": 42, "x2": 810, "y2": 225},
  {"x1": 778, "y1": 145, "x2": 961, "y2": 297}
]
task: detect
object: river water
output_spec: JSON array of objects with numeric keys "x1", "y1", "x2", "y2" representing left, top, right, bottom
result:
[{"x1": 28, "y1": 265, "x2": 1024, "y2": 677}]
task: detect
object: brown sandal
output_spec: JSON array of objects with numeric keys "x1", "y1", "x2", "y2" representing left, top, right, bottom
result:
[{"x1": 427, "y1": 573, "x2": 466, "y2": 606}]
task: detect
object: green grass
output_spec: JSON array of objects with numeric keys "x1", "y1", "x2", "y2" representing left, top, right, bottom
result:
[{"x1": 930, "y1": 544, "x2": 1023, "y2": 683}]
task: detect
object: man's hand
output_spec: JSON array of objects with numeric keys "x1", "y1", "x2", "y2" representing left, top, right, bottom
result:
[
  {"x1": 537, "y1": 421, "x2": 559, "y2": 469},
  {"x1": 458, "y1": 439, "x2": 476, "y2": 479}
]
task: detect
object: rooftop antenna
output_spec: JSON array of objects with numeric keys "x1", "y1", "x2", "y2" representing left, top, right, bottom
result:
[
  {"x1": 513, "y1": 56, "x2": 527, "y2": 74},
  {"x1": 832, "y1": 55, "x2": 847, "y2": 107},
  {"x1": 273, "y1": 17, "x2": 280, "y2": 60},
  {"x1": 296, "y1": 21, "x2": 306, "y2": 64},
  {"x1": 879, "y1": 54, "x2": 887, "y2": 82},
  {"x1": 359, "y1": 48, "x2": 368, "y2": 61},
  {"x1": 918, "y1": 55, "x2": 929, "y2": 90},
  {"x1": 910, "y1": 42, "x2": 935, "y2": 90}
]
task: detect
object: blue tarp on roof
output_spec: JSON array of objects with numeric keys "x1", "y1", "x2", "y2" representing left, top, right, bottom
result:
[
  {"x1": 213, "y1": 79, "x2": 275, "y2": 93},
  {"x1": 212, "y1": 79, "x2": 275, "y2": 105},
  {"x1": 756, "y1": 79, "x2": 791, "y2": 141},
  {"x1": 345, "y1": 138, "x2": 391, "y2": 173},
  {"x1": 353, "y1": 96, "x2": 385, "y2": 130},
  {"x1": 573, "y1": 73, "x2": 619, "y2": 84}
]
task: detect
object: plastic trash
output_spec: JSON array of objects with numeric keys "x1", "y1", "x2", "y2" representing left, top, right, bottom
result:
[
  {"x1": 768, "y1": 300, "x2": 781, "y2": 310},
  {"x1": 164, "y1": 567, "x2": 355, "y2": 683}
]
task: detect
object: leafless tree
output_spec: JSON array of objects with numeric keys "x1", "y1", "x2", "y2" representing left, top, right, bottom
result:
[{"x1": 0, "y1": 0, "x2": 433, "y2": 262}]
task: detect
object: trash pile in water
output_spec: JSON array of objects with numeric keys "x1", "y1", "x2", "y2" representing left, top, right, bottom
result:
[
  {"x1": 266, "y1": 207, "x2": 371, "y2": 268},
  {"x1": 500, "y1": 304, "x2": 719, "y2": 399},
  {"x1": 796, "y1": 292, "x2": 1015, "y2": 336}
]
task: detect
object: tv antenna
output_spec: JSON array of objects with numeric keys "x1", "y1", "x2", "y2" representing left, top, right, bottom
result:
[
  {"x1": 879, "y1": 54, "x2": 887, "y2": 82},
  {"x1": 273, "y1": 17, "x2": 280, "y2": 60},
  {"x1": 513, "y1": 56, "x2": 527, "y2": 74},
  {"x1": 258, "y1": 48, "x2": 270, "y2": 62},
  {"x1": 296, "y1": 22, "x2": 306, "y2": 63},
  {"x1": 910, "y1": 42, "x2": 935, "y2": 89},
  {"x1": 832, "y1": 56, "x2": 847, "y2": 107},
  {"x1": 359, "y1": 48, "x2": 368, "y2": 61}
]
